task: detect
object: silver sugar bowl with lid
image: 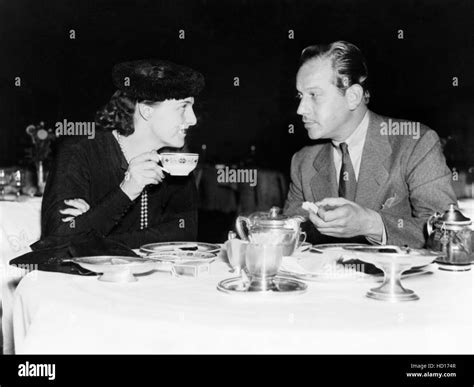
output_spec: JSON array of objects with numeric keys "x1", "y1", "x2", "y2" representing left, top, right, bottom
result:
[{"x1": 426, "y1": 204, "x2": 473, "y2": 271}]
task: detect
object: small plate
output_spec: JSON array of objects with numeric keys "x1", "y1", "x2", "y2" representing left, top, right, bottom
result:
[
  {"x1": 140, "y1": 241, "x2": 221, "y2": 254},
  {"x1": 72, "y1": 256, "x2": 157, "y2": 282},
  {"x1": 310, "y1": 243, "x2": 368, "y2": 252},
  {"x1": 309, "y1": 243, "x2": 368, "y2": 258},
  {"x1": 217, "y1": 276, "x2": 307, "y2": 295},
  {"x1": 279, "y1": 261, "x2": 367, "y2": 281},
  {"x1": 314, "y1": 243, "x2": 368, "y2": 248},
  {"x1": 435, "y1": 260, "x2": 472, "y2": 272},
  {"x1": 144, "y1": 251, "x2": 216, "y2": 263},
  {"x1": 280, "y1": 243, "x2": 367, "y2": 281}
]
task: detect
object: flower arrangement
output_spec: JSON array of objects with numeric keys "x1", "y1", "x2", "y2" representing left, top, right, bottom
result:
[
  {"x1": 25, "y1": 122, "x2": 56, "y2": 195},
  {"x1": 25, "y1": 121, "x2": 56, "y2": 163}
]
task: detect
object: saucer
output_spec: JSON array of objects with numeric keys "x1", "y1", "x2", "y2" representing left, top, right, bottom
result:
[
  {"x1": 435, "y1": 260, "x2": 472, "y2": 272},
  {"x1": 217, "y1": 276, "x2": 307, "y2": 295}
]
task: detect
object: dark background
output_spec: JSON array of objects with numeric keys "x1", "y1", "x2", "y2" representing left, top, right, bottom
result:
[{"x1": 1, "y1": 0, "x2": 473, "y2": 171}]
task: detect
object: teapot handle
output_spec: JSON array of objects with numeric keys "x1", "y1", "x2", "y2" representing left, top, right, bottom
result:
[
  {"x1": 427, "y1": 213, "x2": 439, "y2": 236},
  {"x1": 235, "y1": 216, "x2": 251, "y2": 241}
]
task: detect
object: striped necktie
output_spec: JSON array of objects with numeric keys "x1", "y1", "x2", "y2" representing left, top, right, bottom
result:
[{"x1": 338, "y1": 142, "x2": 357, "y2": 201}]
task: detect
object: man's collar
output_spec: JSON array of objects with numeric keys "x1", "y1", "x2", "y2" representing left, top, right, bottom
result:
[{"x1": 332, "y1": 110, "x2": 370, "y2": 149}]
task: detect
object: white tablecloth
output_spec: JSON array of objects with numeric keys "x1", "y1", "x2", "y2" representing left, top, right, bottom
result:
[
  {"x1": 12, "y1": 259, "x2": 473, "y2": 354},
  {"x1": 0, "y1": 196, "x2": 42, "y2": 354}
]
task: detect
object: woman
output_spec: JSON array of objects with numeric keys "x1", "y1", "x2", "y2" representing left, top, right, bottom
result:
[{"x1": 38, "y1": 59, "x2": 205, "y2": 249}]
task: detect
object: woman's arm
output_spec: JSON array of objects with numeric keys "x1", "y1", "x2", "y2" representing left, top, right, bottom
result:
[
  {"x1": 107, "y1": 175, "x2": 199, "y2": 248},
  {"x1": 107, "y1": 209, "x2": 198, "y2": 249},
  {"x1": 41, "y1": 141, "x2": 133, "y2": 238}
]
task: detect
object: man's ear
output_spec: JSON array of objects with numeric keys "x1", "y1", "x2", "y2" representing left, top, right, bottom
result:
[
  {"x1": 345, "y1": 84, "x2": 364, "y2": 110},
  {"x1": 137, "y1": 102, "x2": 153, "y2": 121}
]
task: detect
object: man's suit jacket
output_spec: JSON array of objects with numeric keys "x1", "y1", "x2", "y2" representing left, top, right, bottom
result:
[{"x1": 283, "y1": 111, "x2": 457, "y2": 248}]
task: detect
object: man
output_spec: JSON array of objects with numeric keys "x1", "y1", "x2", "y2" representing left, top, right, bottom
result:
[{"x1": 283, "y1": 41, "x2": 456, "y2": 247}]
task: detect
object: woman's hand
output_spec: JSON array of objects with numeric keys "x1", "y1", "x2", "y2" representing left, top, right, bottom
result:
[
  {"x1": 60, "y1": 198, "x2": 90, "y2": 222},
  {"x1": 120, "y1": 151, "x2": 166, "y2": 200}
]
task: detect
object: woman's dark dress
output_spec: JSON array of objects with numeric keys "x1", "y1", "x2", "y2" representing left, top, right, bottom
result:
[{"x1": 39, "y1": 130, "x2": 198, "y2": 249}]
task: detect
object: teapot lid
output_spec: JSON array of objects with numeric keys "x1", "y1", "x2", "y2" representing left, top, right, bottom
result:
[{"x1": 436, "y1": 204, "x2": 471, "y2": 225}]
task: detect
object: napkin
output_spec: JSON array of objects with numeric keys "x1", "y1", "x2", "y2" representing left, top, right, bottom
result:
[{"x1": 10, "y1": 232, "x2": 138, "y2": 275}]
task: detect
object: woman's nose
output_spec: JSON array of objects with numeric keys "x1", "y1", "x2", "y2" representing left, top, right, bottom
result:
[{"x1": 186, "y1": 107, "x2": 197, "y2": 126}]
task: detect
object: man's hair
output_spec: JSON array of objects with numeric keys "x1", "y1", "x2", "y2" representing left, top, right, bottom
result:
[{"x1": 300, "y1": 40, "x2": 370, "y2": 103}]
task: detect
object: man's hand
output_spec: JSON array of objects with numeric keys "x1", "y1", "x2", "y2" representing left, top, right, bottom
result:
[{"x1": 308, "y1": 197, "x2": 384, "y2": 240}]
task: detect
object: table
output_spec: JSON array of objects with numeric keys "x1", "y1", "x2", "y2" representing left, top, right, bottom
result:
[
  {"x1": 12, "y1": 258, "x2": 473, "y2": 354},
  {"x1": 0, "y1": 196, "x2": 42, "y2": 263},
  {"x1": 0, "y1": 196, "x2": 42, "y2": 354}
]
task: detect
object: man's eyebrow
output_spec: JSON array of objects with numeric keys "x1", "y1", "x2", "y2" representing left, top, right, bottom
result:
[
  {"x1": 303, "y1": 86, "x2": 323, "y2": 92},
  {"x1": 296, "y1": 87, "x2": 323, "y2": 94}
]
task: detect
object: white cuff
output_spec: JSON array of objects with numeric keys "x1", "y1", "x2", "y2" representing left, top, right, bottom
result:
[{"x1": 366, "y1": 214, "x2": 387, "y2": 245}]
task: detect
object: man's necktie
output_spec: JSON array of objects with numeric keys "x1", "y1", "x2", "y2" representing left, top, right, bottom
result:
[{"x1": 338, "y1": 142, "x2": 357, "y2": 201}]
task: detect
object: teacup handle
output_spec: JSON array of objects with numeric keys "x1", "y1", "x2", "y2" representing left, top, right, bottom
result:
[
  {"x1": 297, "y1": 231, "x2": 307, "y2": 248},
  {"x1": 235, "y1": 216, "x2": 250, "y2": 241}
]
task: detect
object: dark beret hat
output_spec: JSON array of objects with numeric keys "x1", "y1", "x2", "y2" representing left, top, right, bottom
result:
[{"x1": 112, "y1": 59, "x2": 205, "y2": 101}]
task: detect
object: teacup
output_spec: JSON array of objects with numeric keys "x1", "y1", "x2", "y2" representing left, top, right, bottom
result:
[
  {"x1": 160, "y1": 153, "x2": 199, "y2": 176},
  {"x1": 225, "y1": 238, "x2": 248, "y2": 272}
]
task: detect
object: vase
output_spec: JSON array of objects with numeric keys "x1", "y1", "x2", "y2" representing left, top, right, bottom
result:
[{"x1": 36, "y1": 161, "x2": 46, "y2": 196}]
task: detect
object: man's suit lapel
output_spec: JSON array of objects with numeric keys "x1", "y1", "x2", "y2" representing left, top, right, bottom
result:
[
  {"x1": 355, "y1": 112, "x2": 392, "y2": 210},
  {"x1": 310, "y1": 142, "x2": 338, "y2": 201}
]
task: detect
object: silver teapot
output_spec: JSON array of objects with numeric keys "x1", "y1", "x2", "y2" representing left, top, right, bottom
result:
[
  {"x1": 235, "y1": 207, "x2": 306, "y2": 256},
  {"x1": 426, "y1": 203, "x2": 473, "y2": 270}
]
